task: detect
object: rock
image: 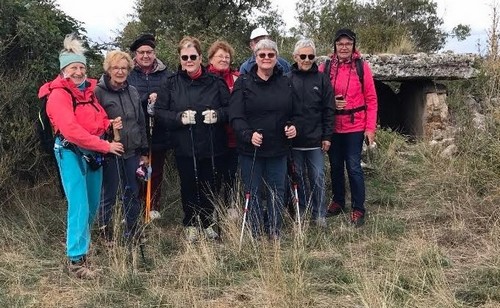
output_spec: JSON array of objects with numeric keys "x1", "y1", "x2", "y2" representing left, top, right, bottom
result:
[
  {"x1": 363, "y1": 53, "x2": 478, "y2": 81},
  {"x1": 440, "y1": 144, "x2": 458, "y2": 158}
]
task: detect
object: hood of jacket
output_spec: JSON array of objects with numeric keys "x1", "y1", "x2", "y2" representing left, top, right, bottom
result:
[
  {"x1": 329, "y1": 50, "x2": 362, "y2": 68},
  {"x1": 38, "y1": 75, "x2": 97, "y2": 101},
  {"x1": 132, "y1": 58, "x2": 167, "y2": 75},
  {"x1": 290, "y1": 62, "x2": 319, "y2": 74},
  {"x1": 248, "y1": 64, "x2": 283, "y2": 84}
]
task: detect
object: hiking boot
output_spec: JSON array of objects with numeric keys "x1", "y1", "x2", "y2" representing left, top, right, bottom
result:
[
  {"x1": 204, "y1": 226, "x2": 219, "y2": 240},
  {"x1": 350, "y1": 210, "x2": 365, "y2": 227},
  {"x1": 185, "y1": 226, "x2": 198, "y2": 243},
  {"x1": 327, "y1": 201, "x2": 345, "y2": 216},
  {"x1": 67, "y1": 257, "x2": 97, "y2": 279},
  {"x1": 149, "y1": 210, "x2": 161, "y2": 221}
]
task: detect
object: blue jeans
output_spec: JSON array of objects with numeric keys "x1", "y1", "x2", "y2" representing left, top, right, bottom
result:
[
  {"x1": 239, "y1": 154, "x2": 287, "y2": 237},
  {"x1": 54, "y1": 139, "x2": 102, "y2": 261},
  {"x1": 292, "y1": 148, "x2": 326, "y2": 220},
  {"x1": 99, "y1": 154, "x2": 141, "y2": 239},
  {"x1": 328, "y1": 132, "x2": 366, "y2": 213}
]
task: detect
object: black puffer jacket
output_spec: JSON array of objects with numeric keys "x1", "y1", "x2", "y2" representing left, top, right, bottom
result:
[
  {"x1": 95, "y1": 75, "x2": 148, "y2": 159},
  {"x1": 127, "y1": 59, "x2": 172, "y2": 150},
  {"x1": 229, "y1": 65, "x2": 299, "y2": 157},
  {"x1": 155, "y1": 66, "x2": 230, "y2": 158},
  {"x1": 287, "y1": 63, "x2": 335, "y2": 148}
]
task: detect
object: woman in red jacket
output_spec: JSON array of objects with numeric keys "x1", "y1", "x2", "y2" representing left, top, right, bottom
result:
[
  {"x1": 319, "y1": 28, "x2": 378, "y2": 226},
  {"x1": 38, "y1": 34, "x2": 124, "y2": 278}
]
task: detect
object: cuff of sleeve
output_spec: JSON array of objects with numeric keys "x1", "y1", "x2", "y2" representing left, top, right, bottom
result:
[{"x1": 242, "y1": 130, "x2": 252, "y2": 143}]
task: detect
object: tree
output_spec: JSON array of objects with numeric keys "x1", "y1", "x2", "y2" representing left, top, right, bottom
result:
[
  {"x1": 294, "y1": 0, "x2": 460, "y2": 54},
  {"x1": 116, "y1": 0, "x2": 287, "y2": 68},
  {"x1": 0, "y1": 0, "x2": 88, "y2": 189},
  {"x1": 293, "y1": 0, "x2": 362, "y2": 56}
]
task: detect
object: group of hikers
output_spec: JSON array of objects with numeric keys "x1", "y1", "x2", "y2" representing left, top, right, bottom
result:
[{"x1": 38, "y1": 27, "x2": 377, "y2": 279}]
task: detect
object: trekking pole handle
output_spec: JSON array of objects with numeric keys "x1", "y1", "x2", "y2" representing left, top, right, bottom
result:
[{"x1": 113, "y1": 127, "x2": 121, "y2": 142}]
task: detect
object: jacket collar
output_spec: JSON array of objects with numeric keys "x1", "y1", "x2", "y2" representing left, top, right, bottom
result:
[{"x1": 291, "y1": 62, "x2": 319, "y2": 74}]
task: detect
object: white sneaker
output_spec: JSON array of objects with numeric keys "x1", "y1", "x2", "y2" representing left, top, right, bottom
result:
[
  {"x1": 185, "y1": 226, "x2": 198, "y2": 243},
  {"x1": 149, "y1": 210, "x2": 161, "y2": 220},
  {"x1": 204, "y1": 226, "x2": 219, "y2": 240}
]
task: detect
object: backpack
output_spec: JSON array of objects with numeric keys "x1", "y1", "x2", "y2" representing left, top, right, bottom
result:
[
  {"x1": 324, "y1": 58, "x2": 364, "y2": 93},
  {"x1": 37, "y1": 88, "x2": 77, "y2": 154}
]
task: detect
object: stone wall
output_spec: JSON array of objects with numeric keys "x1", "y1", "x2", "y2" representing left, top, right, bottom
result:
[{"x1": 318, "y1": 53, "x2": 478, "y2": 141}]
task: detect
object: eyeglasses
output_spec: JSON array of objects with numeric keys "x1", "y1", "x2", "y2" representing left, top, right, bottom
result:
[
  {"x1": 136, "y1": 50, "x2": 154, "y2": 56},
  {"x1": 335, "y1": 42, "x2": 353, "y2": 48},
  {"x1": 181, "y1": 54, "x2": 198, "y2": 61},
  {"x1": 257, "y1": 52, "x2": 276, "y2": 59},
  {"x1": 215, "y1": 55, "x2": 230, "y2": 61},
  {"x1": 111, "y1": 66, "x2": 129, "y2": 72},
  {"x1": 299, "y1": 54, "x2": 315, "y2": 60}
]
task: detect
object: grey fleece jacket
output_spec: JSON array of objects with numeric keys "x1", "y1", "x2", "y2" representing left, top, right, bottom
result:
[{"x1": 95, "y1": 74, "x2": 148, "y2": 159}]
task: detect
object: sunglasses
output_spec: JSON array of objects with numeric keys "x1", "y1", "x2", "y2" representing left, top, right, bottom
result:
[
  {"x1": 257, "y1": 52, "x2": 276, "y2": 59},
  {"x1": 299, "y1": 54, "x2": 315, "y2": 60},
  {"x1": 180, "y1": 54, "x2": 198, "y2": 61}
]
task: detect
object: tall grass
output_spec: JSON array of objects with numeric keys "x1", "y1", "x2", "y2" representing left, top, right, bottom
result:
[{"x1": 1, "y1": 64, "x2": 500, "y2": 307}]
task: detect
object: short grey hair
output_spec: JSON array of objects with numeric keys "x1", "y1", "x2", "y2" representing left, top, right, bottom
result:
[
  {"x1": 293, "y1": 39, "x2": 316, "y2": 55},
  {"x1": 254, "y1": 39, "x2": 279, "y2": 56}
]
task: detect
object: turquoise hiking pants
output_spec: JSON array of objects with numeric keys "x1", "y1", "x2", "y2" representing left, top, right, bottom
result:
[{"x1": 54, "y1": 139, "x2": 102, "y2": 261}]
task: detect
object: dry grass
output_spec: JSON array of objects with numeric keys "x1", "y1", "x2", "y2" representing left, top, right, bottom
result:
[{"x1": 1, "y1": 70, "x2": 500, "y2": 307}]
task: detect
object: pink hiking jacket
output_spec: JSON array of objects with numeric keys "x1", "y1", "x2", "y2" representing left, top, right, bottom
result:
[{"x1": 318, "y1": 51, "x2": 377, "y2": 134}]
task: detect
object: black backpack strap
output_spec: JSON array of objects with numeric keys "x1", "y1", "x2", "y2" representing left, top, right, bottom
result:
[
  {"x1": 324, "y1": 59, "x2": 331, "y2": 81},
  {"x1": 47, "y1": 87, "x2": 78, "y2": 112},
  {"x1": 355, "y1": 58, "x2": 364, "y2": 94}
]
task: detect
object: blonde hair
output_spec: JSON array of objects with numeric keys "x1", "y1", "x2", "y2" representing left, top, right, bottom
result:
[
  {"x1": 177, "y1": 36, "x2": 202, "y2": 55},
  {"x1": 103, "y1": 50, "x2": 133, "y2": 73},
  {"x1": 61, "y1": 33, "x2": 87, "y2": 55}
]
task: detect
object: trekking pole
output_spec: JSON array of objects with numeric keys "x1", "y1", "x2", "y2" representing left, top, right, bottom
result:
[
  {"x1": 188, "y1": 107, "x2": 201, "y2": 208},
  {"x1": 204, "y1": 106, "x2": 217, "y2": 183},
  {"x1": 145, "y1": 116, "x2": 153, "y2": 223},
  {"x1": 286, "y1": 121, "x2": 302, "y2": 236},
  {"x1": 239, "y1": 129, "x2": 263, "y2": 252},
  {"x1": 205, "y1": 105, "x2": 220, "y2": 238}
]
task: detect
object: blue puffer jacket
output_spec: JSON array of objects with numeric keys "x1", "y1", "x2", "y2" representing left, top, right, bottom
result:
[{"x1": 128, "y1": 59, "x2": 172, "y2": 150}]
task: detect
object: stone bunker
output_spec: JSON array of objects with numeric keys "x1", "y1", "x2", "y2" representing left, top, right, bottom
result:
[{"x1": 366, "y1": 53, "x2": 477, "y2": 140}]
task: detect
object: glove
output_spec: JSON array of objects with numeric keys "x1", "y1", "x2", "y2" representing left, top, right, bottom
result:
[
  {"x1": 181, "y1": 110, "x2": 197, "y2": 125},
  {"x1": 202, "y1": 110, "x2": 218, "y2": 124},
  {"x1": 147, "y1": 101, "x2": 155, "y2": 116},
  {"x1": 136, "y1": 161, "x2": 152, "y2": 182}
]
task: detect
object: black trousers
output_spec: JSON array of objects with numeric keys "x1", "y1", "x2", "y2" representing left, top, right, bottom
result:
[{"x1": 175, "y1": 155, "x2": 223, "y2": 228}]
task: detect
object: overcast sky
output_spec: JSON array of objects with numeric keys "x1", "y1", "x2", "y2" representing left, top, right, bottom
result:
[{"x1": 55, "y1": 0, "x2": 492, "y2": 54}]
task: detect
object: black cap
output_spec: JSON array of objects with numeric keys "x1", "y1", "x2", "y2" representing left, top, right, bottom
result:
[
  {"x1": 130, "y1": 33, "x2": 156, "y2": 52},
  {"x1": 334, "y1": 28, "x2": 356, "y2": 43}
]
